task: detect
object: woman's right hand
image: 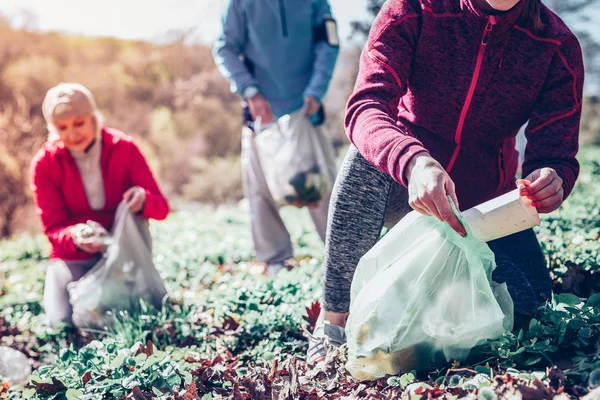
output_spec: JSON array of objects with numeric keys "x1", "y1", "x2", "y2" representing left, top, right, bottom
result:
[
  {"x1": 405, "y1": 153, "x2": 466, "y2": 236},
  {"x1": 71, "y1": 223, "x2": 107, "y2": 254}
]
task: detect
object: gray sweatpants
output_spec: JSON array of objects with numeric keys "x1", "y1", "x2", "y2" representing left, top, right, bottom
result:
[
  {"x1": 323, "y1": 146, "x2": 552, "y2": 328},
  {"x1": 241, "y1": 127, "x2": 329, "y2": 264},
  {"x1": 43, "y1": 206, "x2": 152, "y2": 326}
]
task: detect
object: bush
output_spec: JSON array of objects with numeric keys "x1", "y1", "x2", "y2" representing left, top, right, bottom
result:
[{"x1": 182, "y1": 156, "x2": 244, "y2": 204}]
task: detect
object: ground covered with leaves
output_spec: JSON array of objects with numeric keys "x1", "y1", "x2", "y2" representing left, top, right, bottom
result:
[{"x1": 1, "y1": 149, "x2": 600, "y2": 399}]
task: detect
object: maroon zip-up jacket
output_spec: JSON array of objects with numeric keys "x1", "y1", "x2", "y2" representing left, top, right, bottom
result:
[{"x1": 346, "y1": 0, "x2": 584, "y2": 210}]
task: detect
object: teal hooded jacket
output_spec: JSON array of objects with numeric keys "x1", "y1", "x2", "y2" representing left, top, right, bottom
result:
[{"x1": 213, "y1": 0, "x2": 339, "y2": 117}]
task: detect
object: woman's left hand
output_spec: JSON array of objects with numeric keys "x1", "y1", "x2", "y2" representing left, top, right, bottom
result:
[
  {"x1": 517, "y1": 167, "x2": 564, "y2": 214},
  {"x1": 123, "y1": 186, "x2": 146, "y2": 213}
]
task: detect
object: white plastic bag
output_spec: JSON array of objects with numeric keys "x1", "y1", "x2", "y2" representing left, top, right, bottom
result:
[
  {"x1": 0, "y1": 346, "x2": 31, "y2": 385},
  {"x1": 68, "y1": 202, "x2": 167, "y2": 329},
  {"x1": 345, "y1": 202, "x2": 514, "y2": 381},
  {"x1": 254, "y1": 109, "x2": 337, "y2": 207}
]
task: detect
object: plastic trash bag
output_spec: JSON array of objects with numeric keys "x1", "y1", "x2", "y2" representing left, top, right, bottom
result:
[
  {"x1": 254, "y1": 109, "x2": 337, "y2": 207},
  {"x1": 0, "y1": 347, "x2": 31, "y2": 385},
  {"x1": 345, "y1": 201, "x2": 513, "y2": 381},
  {"x1": 68, "y1": 202, "x2": 167, "y2": 329}
]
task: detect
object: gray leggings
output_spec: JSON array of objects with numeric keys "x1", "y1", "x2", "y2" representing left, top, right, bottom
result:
[{"x1": 323, "y1": 147, "x2": 552, "y2": 327}]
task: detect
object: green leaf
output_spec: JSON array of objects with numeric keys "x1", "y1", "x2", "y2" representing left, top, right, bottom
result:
[
  {"x1": 59, "y1": 347, "x2": 75, "y2": 362},
  {"x1": 588, "y1": 369, "x2": 600, "y2": 389},
  {"x1": 512, "y1": 347, "x2": 526, "y2": 355},
  {"x1": 202, "y1": 395, "x2": 213, "y2": 400},
  {"x1": 387, "y1": 377, "x2": 402, "y2": 388},
  {"x1": 183, "y1": 371, "x2": 193, "y2": 385},
  {"x1": 477, "y1": 386, "x2": 498, "y2": 400},
  {"x1": 433, "y1": 375, "x2": 445, "y2": 386},
  {"x1": 555, "y1": 293, "x2": 582, "y2": 306},
  {"x1": 567, "y1": 319, "x2": 586, "y2": 330},
  {"x1": 523, "y1": 356, "x2": 543, "y2": 366},
  {"x1": 518, "y1": 373, "x2": 534, "y2": 381},
  {"x1": 564, "y1": 306, "x2": 583, "y2": 314},
  {"x1": 528, "y1": 319, "x2": 539, "y2": 330},
  {"x1": 475, "y1": 366, "x2": 492, "y2": 377},
  {"x1": 399, "y1": 372, "x2": 416, "y2": 389},
  {"x1": 22, "y1": 388, "x2": 36, "y2": 399},
  {"x1": 134, "y1": 353, "x2": 148, "y2": 365},
  {"x1": 447, "y1": 374, "x2": 462, "y2": 387},
  {"x1": 142, "y1": 354, "x2": 164, "y2": 369},
  {"x1": 166, "y1": 372, "x2": 181, "y2": 388},
  {"x1": 66, "y1": 389, "x2": 84, "y2": 400},
  {"x1": 121, "y1": 375, "x2": 140, "y2": 390},
  {"x1": 586, "y1": 293, "x2": 600, "y2": 307},
  {"x1": 110, "y1": 354, "x2": 126, "y2": 369},
  {"x1": 580, "y1": 327, "x2": 593, "y2": 339},
  {"x1": 153, "y1": 387, "x2": 164, "y2": 396},
  {"x1": 533, "y1": 340, "x2": 551, "y2": 351}
]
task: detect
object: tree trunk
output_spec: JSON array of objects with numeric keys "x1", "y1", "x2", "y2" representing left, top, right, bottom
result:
[{"x1": 0, "y1": 203, "x2": 18, "y2": 238}]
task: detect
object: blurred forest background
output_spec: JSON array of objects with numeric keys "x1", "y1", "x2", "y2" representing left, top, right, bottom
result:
[{"x1": 0, "y1": 0, "x2": 598, "y2": 237}]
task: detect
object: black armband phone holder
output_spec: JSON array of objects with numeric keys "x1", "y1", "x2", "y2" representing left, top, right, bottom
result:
[{"x1": 314, "y1": 16, "x2": 340, "y2": 47}]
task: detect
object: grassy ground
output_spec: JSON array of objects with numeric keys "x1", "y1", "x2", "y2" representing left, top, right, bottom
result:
[{"x1": 0, "y1": 148, "x2": 599, "y2": 399}]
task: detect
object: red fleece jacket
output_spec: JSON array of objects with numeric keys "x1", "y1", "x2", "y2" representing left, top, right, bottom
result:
[
  {"x1": 346, "y1": 0, "x2": 584, "y2": 210},
  {"x1": 31, "y1": 128, "x2": 169, "y2": 261}
]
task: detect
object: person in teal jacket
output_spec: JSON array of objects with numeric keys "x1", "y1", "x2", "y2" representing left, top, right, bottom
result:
[
  {"x1": 213, "y1": 0, "x2": 339, "y2": 274},
  {"x1": 213, "y1": 0, "x2": 339, "y2": 121}
]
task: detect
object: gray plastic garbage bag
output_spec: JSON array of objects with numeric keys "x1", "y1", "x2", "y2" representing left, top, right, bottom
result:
[{"x1": 68, "y1": 202, "x2": 167, "y2": 329}]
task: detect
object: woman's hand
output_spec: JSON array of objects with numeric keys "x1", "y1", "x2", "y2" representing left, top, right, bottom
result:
[
  {"x1": 406, "y1": 153, "x2": 466, "y2": 236},
  {"x1": 124, "y1": 186, "x2": 146, "y2": 213},
  {"x1": 71, "y1": 223, "x2": 107, "y2": 254},
  {"x1": 517, "y1": 168, "x2": 564, "y2": 214}
]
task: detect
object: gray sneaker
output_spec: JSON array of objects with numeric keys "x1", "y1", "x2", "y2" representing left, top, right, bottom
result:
[
  {"x1": 306, "y1": 321, "x2": 347, "y2": 365},
  {"x1": 265, "y1": 263, "x2": 285, "y2": 276}
]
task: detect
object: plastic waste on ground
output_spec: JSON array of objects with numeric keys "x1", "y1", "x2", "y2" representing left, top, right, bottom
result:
[
  {"x1": 254, "y1": 109, "x2": 337, "y2": 207},
  {"x1": 345, "y1": 198, "x2": 514, "y2": 381},
  {"x1": 68, "y1": 202, "x2": 167, "y2": 329},
  {"x1": 0, "y1": 346, "x2": 31, "y2": 385}
]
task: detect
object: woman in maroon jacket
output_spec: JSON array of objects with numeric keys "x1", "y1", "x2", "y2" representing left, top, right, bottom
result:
[
  {"x1": 308, "y1": 0, "x2": 584, "y2": 364},
  {"x1": 31, "y1": 83, "x2": 169, "y2": 325}
]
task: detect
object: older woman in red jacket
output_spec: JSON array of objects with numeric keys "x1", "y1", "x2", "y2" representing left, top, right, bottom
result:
[{"x1": 31, "y1": 83, "x2": 169, "y2": 325}]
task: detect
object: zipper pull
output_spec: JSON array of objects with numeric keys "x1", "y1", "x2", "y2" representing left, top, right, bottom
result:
[{"x1": 482, "y1": 21, "x2": 493, "y2": 44}]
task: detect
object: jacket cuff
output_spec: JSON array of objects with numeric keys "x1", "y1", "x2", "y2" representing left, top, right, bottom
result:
[
  {"x1": 141, "y1": 189, "x2": 154, "y2": 219},
  {"x1": 63, "y1": 226, "x2": 82, "y2": 255},
  {"x1": 393, "y1": 142, "x2": 430, "y2": 187},
  {"x1": 303, "y1": 88, "x2": 324, "y2": 102}
]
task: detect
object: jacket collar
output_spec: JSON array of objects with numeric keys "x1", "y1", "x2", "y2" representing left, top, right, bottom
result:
[{"x1": 460, "y1": 0, "x2": 525, "y2": 34}]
